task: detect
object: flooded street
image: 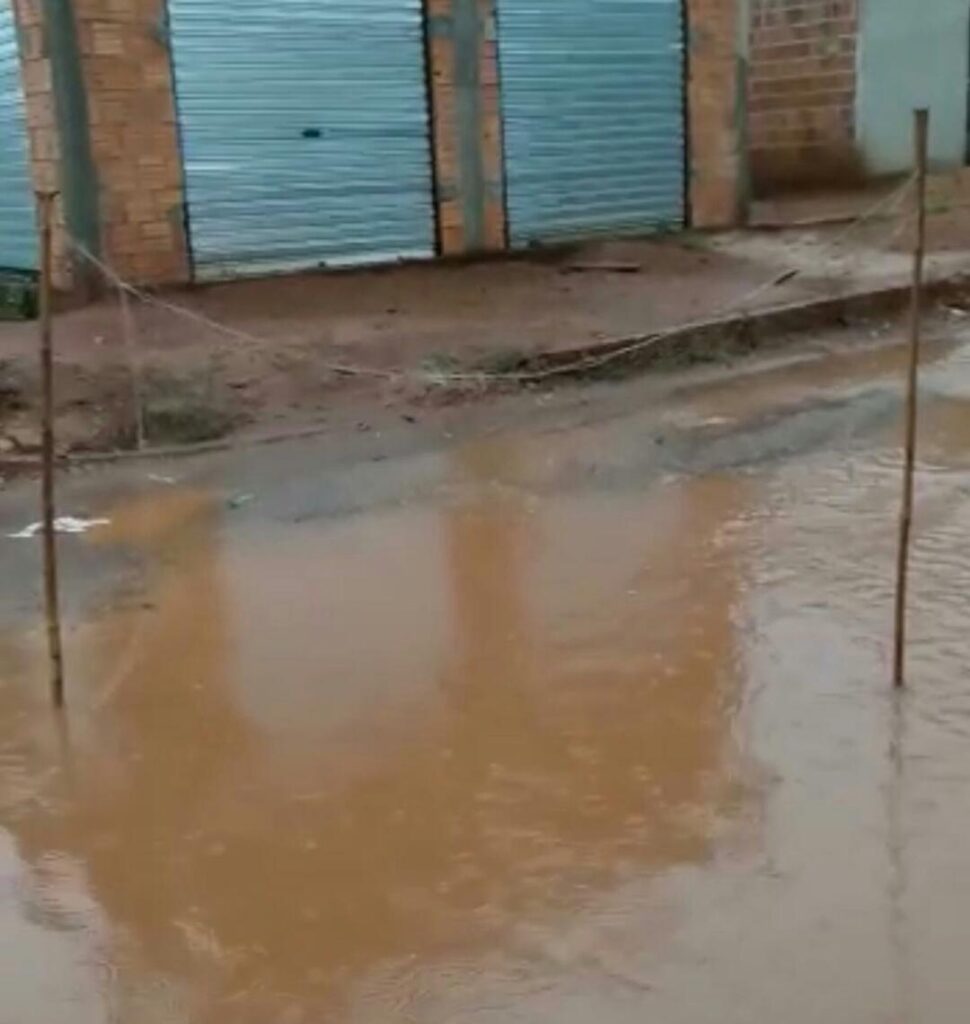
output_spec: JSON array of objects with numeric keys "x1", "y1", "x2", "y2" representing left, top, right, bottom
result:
[{"x1": 3, "y1": 337, "x2": 970, "y2": 1022}]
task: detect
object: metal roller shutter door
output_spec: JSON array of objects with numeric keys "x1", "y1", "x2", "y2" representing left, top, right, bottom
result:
[
  {"x1": 167, "y1": 0, "x2": 435, "y2": 280},
  {"x1": 496, "y1": 0, "x2": 685, "y2": 247},
  {"x1": 0, "y1": 0, "x2": 36, "y2": 271}
]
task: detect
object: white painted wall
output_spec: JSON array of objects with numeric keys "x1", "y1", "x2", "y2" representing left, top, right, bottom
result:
[{"x1": 856, "y1": 0, "x2": 970, "y2": 173}]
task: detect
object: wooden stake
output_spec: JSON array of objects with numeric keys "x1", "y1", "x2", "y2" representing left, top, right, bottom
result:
[
  {"x1": 117, "y1": 282, "x2": 145, "y2": 450},
  {"x1": 893, "y1": 109, "x2": 930, "y2": 689},
  {"x1": 37, "y1": 191, "x2": 65, "y2": 708}
]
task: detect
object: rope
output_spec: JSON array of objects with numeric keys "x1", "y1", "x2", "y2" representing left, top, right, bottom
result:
[
  {"x1": 69, "y1": 175, "x2": 916, "y2": 388},
  {"x1": 69, "y1": 242, "x2": 405, "y2": 382}
]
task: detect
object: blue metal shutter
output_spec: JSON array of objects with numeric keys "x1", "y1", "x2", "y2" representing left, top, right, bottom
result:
[
  {"x1": 496, "y1": 0, "x2": 685, "y2": 247},
  {"x1": 0, "y1": 0, "x2": 36, "y2": 270},
  {"x1": 167, "y1": 0, "x2": 435, "y2": 280}
]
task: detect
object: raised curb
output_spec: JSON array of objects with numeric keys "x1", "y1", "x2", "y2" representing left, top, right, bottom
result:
[{"x1": 515, "y1": 270, "x2": 970, "y2": 378}]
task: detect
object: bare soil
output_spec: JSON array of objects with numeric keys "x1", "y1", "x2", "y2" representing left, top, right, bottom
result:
[{"x1": 1, "y1": 216, "x2": 968, "y2": 459}]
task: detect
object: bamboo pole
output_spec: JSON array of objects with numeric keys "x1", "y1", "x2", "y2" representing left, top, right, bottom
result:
[
  {"x1": 37, "y1": 191, "x2": 65, "y2": 708},
  {"x1": 117, "y1": 282, "x2": 145, "y2": 450},
  {"x1": 893, "y1": 109, "x2": 930, "y2": 690}
]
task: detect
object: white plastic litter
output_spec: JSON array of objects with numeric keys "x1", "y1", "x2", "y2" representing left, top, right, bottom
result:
[{"x1": 7, "y1": 516, "x2": 110, "y2": 539}]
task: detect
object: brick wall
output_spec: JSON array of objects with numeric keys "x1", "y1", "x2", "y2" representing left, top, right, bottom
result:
[
  {"x1": 426, "y1": 0, "x2": 505, "y2": 255},
  {"x1": 748, "y1": 0, "x2": 860, "y2": 195},
  {"x1": 73, "y1": 0, "x2": 188, "y2": 284},
  {"x1": 687, "y1": 0, "x2": 745, "y2": 227}
]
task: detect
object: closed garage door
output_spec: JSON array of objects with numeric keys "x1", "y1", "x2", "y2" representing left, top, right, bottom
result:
[
  {"x1": 497, "y1": 0, "x2": 685, "y2": 247},
  {"x1": 0, "y1": 0, "x2": 36, "y2": 270},
  {"x1": 167, "y1": 0, "x2": 435, "y2": 280}
]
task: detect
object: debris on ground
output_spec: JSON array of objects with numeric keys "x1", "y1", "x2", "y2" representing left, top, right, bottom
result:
[
  {"x1": 562, "y1": 261, "x2": 642, "y2": 274},
  {"x1": 7, "y1": 516, "x2": 110, "y2": 539}
]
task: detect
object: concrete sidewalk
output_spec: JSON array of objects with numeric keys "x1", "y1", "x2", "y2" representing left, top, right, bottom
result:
[
  {"x1": 2, "y1": 201, "x2": 970, "y2": 456},
  {"x1": 751, "y1": 167, "x2": 970, "y2": 234},
  {"x1": 3, "y1": 213, "x2": 968, "y2": 375}
]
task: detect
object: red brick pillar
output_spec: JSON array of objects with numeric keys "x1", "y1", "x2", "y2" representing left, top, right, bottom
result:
[
  {"x1": 73, "y1": 0, "x2": 189, "y2": 284},
  {"x1": 686, "y1": 0, "x2": 746, "y2": 228}
]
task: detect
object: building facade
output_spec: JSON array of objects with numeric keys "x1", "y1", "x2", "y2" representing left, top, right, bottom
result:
[
  {"x1": 748, "y1": 0, "x2": 970, "y2": 195},
  {"x1": 2, "y1": 0, "x2": 745, "y2": 289}
]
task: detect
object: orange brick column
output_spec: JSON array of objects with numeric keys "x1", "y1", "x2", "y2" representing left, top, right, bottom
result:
[
  {"x1": 426, "y1": 0, "x2": 506, "y2": 255},
  {"x1": 686, "y1": 0, "x2": 747, "y2": 228},
  {"x1": 73, "y1": 0, "x2": 188, "y2": 284}
]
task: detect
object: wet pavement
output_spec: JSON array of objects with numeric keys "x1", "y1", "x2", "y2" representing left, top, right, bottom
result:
[{"x1": 3, "y1": 334, "x2": 970, "y2": 1022}]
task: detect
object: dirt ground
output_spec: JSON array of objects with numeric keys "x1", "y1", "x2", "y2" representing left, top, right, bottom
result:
[
  {"x1": 3, "y1": 187, "x2": 970, "y2": 459},
  {"x1": 751, "y1": 165, "x2": 970, "y2": 240}
]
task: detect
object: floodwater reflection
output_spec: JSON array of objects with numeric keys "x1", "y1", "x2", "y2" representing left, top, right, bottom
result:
[{"x1": 0, "y1": 438, "x2": 748, "y2": 1021}]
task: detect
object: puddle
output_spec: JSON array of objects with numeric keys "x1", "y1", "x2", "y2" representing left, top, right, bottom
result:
[{"x1": 2, "y1": 351, "x2": 970, "y2": 1021}]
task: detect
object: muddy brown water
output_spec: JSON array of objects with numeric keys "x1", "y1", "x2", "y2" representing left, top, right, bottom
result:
[{"x1": 3, "y1": 341, "x2": 970, "y2": 1022}]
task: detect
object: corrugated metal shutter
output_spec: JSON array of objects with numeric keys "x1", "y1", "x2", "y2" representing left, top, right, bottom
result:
[
  {"x1": 496, "y1": 0, "x2": 685, "y2": 247},
  {"x1": 167, "y1": 0, "x2": 435, "y2": 280},
  {"x1": 0, "y1": 0, "x2": 37, "y2": 271}
]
